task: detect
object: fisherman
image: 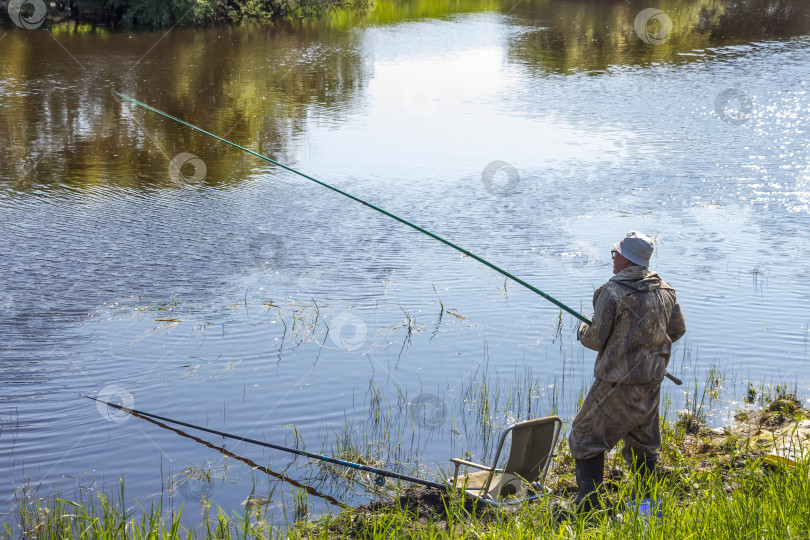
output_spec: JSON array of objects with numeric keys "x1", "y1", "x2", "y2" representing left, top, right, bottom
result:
[{"x1": 568, "y1": 231, "x2": 686, "y2": 511}]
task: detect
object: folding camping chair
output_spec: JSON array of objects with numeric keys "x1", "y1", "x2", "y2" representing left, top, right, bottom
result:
[{"x1": 450, "y1": 415, "x2": 562, "y2": 506}]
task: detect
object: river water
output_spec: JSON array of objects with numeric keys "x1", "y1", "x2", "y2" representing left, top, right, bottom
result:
[{"x1": 1, "y1": 0, "x2": 809, "y2": 528}]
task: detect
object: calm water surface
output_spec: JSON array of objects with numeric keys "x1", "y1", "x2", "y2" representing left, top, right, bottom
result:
[{"x1": 1, "y1": 0, "x2": 810, "y2": 526}]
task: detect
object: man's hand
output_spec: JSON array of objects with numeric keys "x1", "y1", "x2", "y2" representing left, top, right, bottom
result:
[{"x1": 577, "y1": 322, "x2": 589, "y2": 341}]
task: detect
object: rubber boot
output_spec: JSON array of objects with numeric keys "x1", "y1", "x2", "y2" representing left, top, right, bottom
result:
[
  {"x1": 638, "y1": 458, "x2": 657, "y2": 479},
  {"x1": 573, "y1": 452, "x2": 605, "y2": 512},
  {"x1": 631, "y1": 457, "x2": 657, "y2": 499}
]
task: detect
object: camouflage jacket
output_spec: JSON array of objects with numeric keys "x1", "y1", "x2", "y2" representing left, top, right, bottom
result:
[{"x1": 577, "y1": 266, "x2": 686, "y2": 385}]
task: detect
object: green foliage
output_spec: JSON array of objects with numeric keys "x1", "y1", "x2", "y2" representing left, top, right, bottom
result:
[
  {"x1": 294, "y1": 460, "x2": 810, "y2": 539},
  {"x1": 5, "y1": 374, "x2": 810, "y2": 539},
  {"x1": 8, "y1": 452, "x2": 810, "y2": 539},
  {"x1": 106, "y1": 0, "x2": 197, "y2": 28},
  {"x1": 3, "y1": 481, "x2": 188, "y2": 539},
  {"x1": 290, "y1": 0, "x2": 374, "y2": 17},
  {"x1": 66, "y1": 0, "x2": 375, "y2": 27},
  {"x1": 53, "y1": 0, "x2": 371, "y2": 28}
]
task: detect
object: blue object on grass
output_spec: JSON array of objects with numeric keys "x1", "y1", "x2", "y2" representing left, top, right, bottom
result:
[{"x1": 630, "y1": 497, "x2": 662, "y2": 518}]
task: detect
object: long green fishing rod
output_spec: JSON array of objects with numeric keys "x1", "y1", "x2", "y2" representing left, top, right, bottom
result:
[
  {"x1": 84, "y1": 394, "x2": 448, "y2": 491},
  {"x1": 116, "y1": 93, "x2": 683, "y2": 386},
  {"x1": 114, "y1": 92, "x2": 590, "y2": 326}
]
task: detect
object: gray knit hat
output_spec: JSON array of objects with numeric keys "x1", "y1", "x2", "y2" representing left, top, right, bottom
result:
[{"x1": 614, "y1": 231, "x2": 653, "y2": 267}]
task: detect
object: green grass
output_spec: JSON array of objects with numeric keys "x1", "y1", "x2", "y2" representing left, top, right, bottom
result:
[
  {"x1": 3, "y1": 482, "x2": 188, "y2": 539},
  {"x1": 291, "y1": 413, "x2": 810, "y2": 539},
  {"x1": 7, "y1": 413, "x2": 809, "y2": 539},
  {"x1": 301, "y1": 463, "x2": 810, "y2": 539},
  {"x1": 3, "y1": 481, "x2": 271, "y2": 539},
  {"x1": 4, "y1": 365, "x2": 808, "y2": 539},
  {"x1": 13, "y1": 457, "x2": 807, "y2": 540}
]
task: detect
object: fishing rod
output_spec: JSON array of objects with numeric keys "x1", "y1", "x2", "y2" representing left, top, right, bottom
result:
[
  {"x1": 114, "y1": 92, "x2": 683, "y2": 386},
  {"x1": 114, "y1": 92, "x2": 587, "y2": 325},
  {"x1": 84, "y1": 394, "x2": 448, "y2": 492},
  {"x1": 111, "y1": 398, "x2": 347, "y2": 507}
]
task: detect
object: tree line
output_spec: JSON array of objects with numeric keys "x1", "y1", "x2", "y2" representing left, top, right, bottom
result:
[{"x1": 43, "y1": 0, "x2": 373, "y2": 28}]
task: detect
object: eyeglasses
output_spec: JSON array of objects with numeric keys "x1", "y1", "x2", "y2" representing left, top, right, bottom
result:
[{"x1": 611, "y1": 250, "x2": 618, "y2": 259}]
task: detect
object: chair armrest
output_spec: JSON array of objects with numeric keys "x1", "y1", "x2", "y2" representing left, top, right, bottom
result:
[
  {"x1": 449, "y1": 458, "x2": 494, "y2": 471},
  {"x1": 450, "y1": 458, "x2": 497, "y2": 488}
]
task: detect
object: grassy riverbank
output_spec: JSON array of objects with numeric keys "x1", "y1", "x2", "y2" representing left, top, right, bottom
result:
[
  {"x1": 292, "y1": 391, "x2": 810, "y2": 538},
  {"x1": 4, "y1": 390, "x2": 809, "y2": 539}
]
